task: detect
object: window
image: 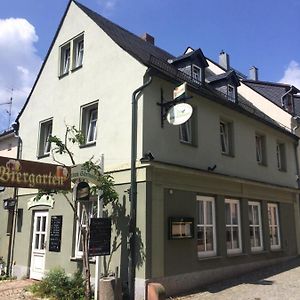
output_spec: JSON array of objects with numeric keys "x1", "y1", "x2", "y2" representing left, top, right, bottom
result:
[
  {"x1": 81, "y1": 102, "x2": 98, "y2": 145},
  {"x1": 179, "y1": 119, "x2": 192, "y2": 144},
  {"x1": 225, "y1": 199, "x2": 242, "y2": 254},
  {"x1": 220, "y1": 120, "x2": 233, "y2": 155},
  {"x1": 255, "y1": 134, "x2": 266, "y2": 165},
  {"x1": 248, "y1": 201, "x2": 263, "y2": 252},
  {"x1": 276, "y1": 142, "x2": 286, "y2": 171},
  {"x1": 268, "y1": 203, "x2": 281, "y2": 250},
  {"x1": 284, "y1": 94, "x2": 294, "y2": 114},
  {"x1": 75, "y1": 199, "x2": 97, "y2": 258},
  {"x1": 59, "y1": 33, "x2": 84, "y2": 77},
  {"x1": 38, "y1": 119, "x2": 52, "y2": 157},
  {"x1": 197, "y1": 196, "x2": 216, "y2": 257},
  {"x1": 73, "y1": 35, "x2": 84, "y2": 69},
  {"x1": 192, "y1": 65, "x2": 201, "y2": 83},
  {"x1": 227, "y1": 85, "x2": 236, "y2": 102},
  {"x1": 179, "y1": 108, "x2": 197, "y2": 145},
  {"x1": 60, "y1": 43, "x2": 71, "y2": 75}
]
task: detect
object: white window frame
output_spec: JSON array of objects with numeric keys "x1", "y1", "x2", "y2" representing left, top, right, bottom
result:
[
  {"x1": 179, "y1": 119, "x2": 192, "y2": 144},
  {"x1": 225, "y1": 198, "x2": 242, "y2": 254},
  {"x1": 73, "y1": 35, "x2": 84, "y2": 69},
  {"x1": 268, "y1": 203, "x2": 281, "y2": 250},
  {"x1": 81, "y1": 102, "x2": 98, "y2": 145},
  {"x1": 220, "y1": 121, "x2": 229, "y2": 154},
  {"x1": 75, "y1": 199, "x2": 97, "y2": 258},
  {"x1": 192, "y1": 65, "x2": 201, "y2": 83},
  {"x1": 60, "y1": 43, "x2": 71, "y2": 75},
  {"x1": 248, "y1": 201, "x2": 263, "y2": 252},
  {"x1": 197, "y1": 196, "x2": 216, "y2": 258},
  {"x1": 38, "y1": 119, "x2": 52, "y2": 157},
  {"x1": 227, "y1": 84, "x2": 236, "y2": 102}
]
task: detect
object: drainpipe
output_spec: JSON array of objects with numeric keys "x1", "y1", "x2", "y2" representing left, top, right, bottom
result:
[
  {"x1": 292, "y1": 117, "x2": 300, "y2": 254},
  {"x1": 7, "y1": 122, "x2": 22, "y2": 277},
  {"x1": 129, "y1": 71, "x2": 152, "y2": 300},
  {"x1": 281, "y1": 85, "x2": 293, "y2": 108}
]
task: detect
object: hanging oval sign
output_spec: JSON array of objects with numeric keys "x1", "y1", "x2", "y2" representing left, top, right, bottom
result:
[{"x1": 166, "y1": 103, "x2": 193, "y2": 125}]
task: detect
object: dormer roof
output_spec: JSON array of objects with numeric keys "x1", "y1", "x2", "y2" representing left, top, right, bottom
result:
[
  {"x1": 207, "y1": 70, "x2": 240, "y2": 87},
  {"x1": 168, "y1": 48, "x2": 209, "y2": 68}
]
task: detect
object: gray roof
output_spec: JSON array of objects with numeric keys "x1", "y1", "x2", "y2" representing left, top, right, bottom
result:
[
  {"x1": 243, "y1": 80, "x2": 299, "y2": 108},
  {"x1": 207, "y1": 70, "x2": 240, "y2": 86},
  {"x1": 74, "y1": 1, "x2": 174, "y2": 65}
]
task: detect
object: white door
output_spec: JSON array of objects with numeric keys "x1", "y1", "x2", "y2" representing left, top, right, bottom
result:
[{"x1": 30, "y1": 211, "x2": 48, "y2": 280}]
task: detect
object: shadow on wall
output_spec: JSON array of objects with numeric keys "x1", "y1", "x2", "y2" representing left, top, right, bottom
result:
[{"x1": 103, "y1": 194, "x2": 146, "y2": 295}]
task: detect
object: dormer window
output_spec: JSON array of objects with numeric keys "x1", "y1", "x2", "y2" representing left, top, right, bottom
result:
[
  {"x1": 227, "y1": 85, "x2": 236, "y2": 102},
  {"x1": 192, "y1": 65, "x2": 201, "y2": 83},
  {"x1": 284, "y1": 94, "x2": 294, "y2": 114}
]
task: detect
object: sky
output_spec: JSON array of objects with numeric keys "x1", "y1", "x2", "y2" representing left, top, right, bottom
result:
[{"x1": 0, "y1": 0, "x2": 299, "y2": 132}]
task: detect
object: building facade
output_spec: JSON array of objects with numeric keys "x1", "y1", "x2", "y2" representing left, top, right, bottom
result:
[{"x1": 0, "y1": 1, "x2": 299, "y2": 299}]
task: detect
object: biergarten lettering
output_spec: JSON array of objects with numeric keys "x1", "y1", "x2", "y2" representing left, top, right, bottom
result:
[{"x1": 0, "y1": 156, "x2": 71, "y2": 190}]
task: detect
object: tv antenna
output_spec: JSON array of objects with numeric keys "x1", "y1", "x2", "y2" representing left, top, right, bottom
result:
[{"x1": 0, "y1": 88, "x2": 13, "y2": 129}]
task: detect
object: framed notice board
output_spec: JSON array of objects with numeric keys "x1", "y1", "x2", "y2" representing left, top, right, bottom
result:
[
  {"x1": 89, "y1": 218, "x2": 111, "y2": 257},
  {"x1": 49, "y1": 215, "x2": 63, "y2": 252}
]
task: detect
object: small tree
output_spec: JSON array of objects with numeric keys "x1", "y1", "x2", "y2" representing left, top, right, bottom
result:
[{"x1": 35, "y1": 125, "x2": 118, "y2": 300}]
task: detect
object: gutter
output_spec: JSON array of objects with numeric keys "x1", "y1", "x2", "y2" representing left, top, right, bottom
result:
[{"x1": 281, "y1": 85, "x2": 293, "y2": 108}]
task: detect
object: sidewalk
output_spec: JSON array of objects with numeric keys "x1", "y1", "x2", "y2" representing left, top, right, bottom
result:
[
  {"x1": 0, "y1": 279, "x2": 37, "y2": 300},
  {"x1": 171, "y1": 257, "x2": 300, "y2": 300}
]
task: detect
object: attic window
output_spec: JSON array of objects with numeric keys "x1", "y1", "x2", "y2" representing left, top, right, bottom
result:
[
  {"x1": 284, "y1": 94, "x2": 294, "y2": 114},
  {"x1": 192, "y1": 65, "x2": 201, "y2": 83},
  {"x1": 227, "y1": 85, "x2": 236, "y2": 102}
]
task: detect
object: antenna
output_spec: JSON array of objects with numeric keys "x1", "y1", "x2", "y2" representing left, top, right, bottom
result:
[{"x1": 0, "y1": 88, "x2": 13, "y2": 129}]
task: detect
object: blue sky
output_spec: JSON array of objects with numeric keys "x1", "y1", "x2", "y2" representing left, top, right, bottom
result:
[{"x1": 0, "y1": 0, "x2": 299, "y2": 132}]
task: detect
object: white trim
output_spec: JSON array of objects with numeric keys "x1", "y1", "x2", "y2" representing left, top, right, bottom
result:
[
  {"x1": 248, "y1": 201, "x2": 263, "y2": 252},
  {"x1": 268, "y1": 203, "x2": 281, "y2": 250},
  {"x1": 197, "y1": 195, "x2": 216, "y2": 257},
  {"x1": 225, "y1": 198, "x2": 242, "y2": 254}
]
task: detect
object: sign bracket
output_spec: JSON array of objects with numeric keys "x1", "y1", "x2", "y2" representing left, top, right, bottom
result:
[{"x1": 156, "y1": 89, "x2": 193, "y2": 128}]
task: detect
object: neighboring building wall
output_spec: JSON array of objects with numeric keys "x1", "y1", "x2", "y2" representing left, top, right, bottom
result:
[
  {"x1": 148, "y1": 163, "x2": 298, "y2": 296},
  {"x1": 143, "y1": 77, "x2": 298, "y2": 189}
]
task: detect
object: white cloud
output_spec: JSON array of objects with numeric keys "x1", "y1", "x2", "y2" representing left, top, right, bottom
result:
[
  {"x1": 96, "y1": 0, "x2": 118, "y2": 13},
  {"x1": 0, "y1": 18, "x2": 42, "y2": 132},
  {"x1": 279, "y1": 60, "x2": 300, "y2": 89}
]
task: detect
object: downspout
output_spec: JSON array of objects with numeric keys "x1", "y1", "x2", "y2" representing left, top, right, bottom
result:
[
  {"x1": 293, "y1": 120, "x2": 300, "y2": 255},
  {"x1": 129, "y1": 71, "x2": 152, "y2": 300},
  {"x1": 7, "y1": 121, "x2": 22, "y2": 277},
  {"x1": 281, "y1": 85, "x2": 293, "y2": 108}
]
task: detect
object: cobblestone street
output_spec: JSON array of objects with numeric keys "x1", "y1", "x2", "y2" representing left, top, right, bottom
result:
[
  {"x1": 172, "y1": 258, "x2": 300, "y2": 300},
  {"x1": 0, "y1": 279, "x2": 37, "y2": 300}
]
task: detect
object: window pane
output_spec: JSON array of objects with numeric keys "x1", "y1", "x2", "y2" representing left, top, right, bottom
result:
[
  {"x1": 198, "y1": 201, "x2": 204, "y2": 225},
  {"x1": 249, "y1": 206, "x2": 253, "y2": 225},
  {"x1": 42, "y1": 216, "x2": 46, "y2": 232},
  {"x1": 226, "y1": 228, "x2": 232, "y2": 249},
  {"x1": 197, "y1": 227, "x2": 205, "y2": 252},
  {"x1": 36, "y1": 217, "x2": 41, "y2": 231},
  {"x1": 225, "y1": 203, "x2": 231, "y2": 225},
  {"x1": 232, "y1": 203, "x2": 238, "y2": 225},
  {"x1": 249, "y1": 227, "x2": 255, "y2": 247},
  {"x1": 254, "y1": 227, "x2": 261, "y2": 247},
  {"x1": 206, "y1": 201, "x2": 213, "y2": 225},
  {"x1": 41, "y1": 234, "x2": 45, "y2": 250},
  {"x1": 206, "y1": 227, "x2": 214, "y2": 251},
  {"x1": 232, "y1": 227, "x2": 240, "y2": 249},
  {"x1": 35, "y1": 234, "x2": 40, "y2": 249},
  {"x1": 180, "y1": 120, "x2": 192, "y2": 143},
  {"x1": 253, "y1": 205, "x2": 259, "y2": 225}
]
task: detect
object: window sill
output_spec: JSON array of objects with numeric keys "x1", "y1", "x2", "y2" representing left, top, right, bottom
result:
[
  {"x1": 37, "y1": 153, "x2": 50, "y2": 159},
  {"x1": 198, "y1": 255, "x2": 221, "y2": 262},
  {"x1": 79, "y1": 142, "x2": 96, "y2": 149},
  {"x1": 227, "y1": 252, "x2": 246, "y2": 258},
  {"x1": 179, "y1": 140, "x2": 197, "y2": 147},
  {"x1": 251, "y1": 250, "x2": 267, "y2": 255},
  {"x1": 70, "y1": 256, "x2": 96, "y2": 264},
  {"x1": 221, "y1": 152, "x2": 234, "y2": 158},
  {"x1": 71, "y1": 65, "x2": 83, "y2": 72},
  {"x1": 58, "y1": 72, "x2": 69, "y2": 79}
]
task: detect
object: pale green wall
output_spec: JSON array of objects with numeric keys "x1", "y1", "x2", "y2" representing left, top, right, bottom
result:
[{"x1": 143, "y1": 77, "x2": 298, "y2": 188}]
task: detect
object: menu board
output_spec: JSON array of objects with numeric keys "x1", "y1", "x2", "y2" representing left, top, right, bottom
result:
[
  {"x1": 89, "y1": 218, "x2": 111, "y2": 257},
  {"x1": 49, "y1": 215, "x2": 63, "y2": 252}
]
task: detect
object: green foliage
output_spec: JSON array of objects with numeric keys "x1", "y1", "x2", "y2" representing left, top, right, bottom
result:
[{"x1": 29, "y1": 268, "x2": 85, "y2": 300}]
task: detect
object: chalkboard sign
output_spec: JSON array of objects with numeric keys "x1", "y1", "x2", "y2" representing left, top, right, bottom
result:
[
  {"x1": 89, "y1": 218, "x2": 111, "y2": 257},
  {"x1": 49, "y1": 215, "x2": 63, "y2": 252}
]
